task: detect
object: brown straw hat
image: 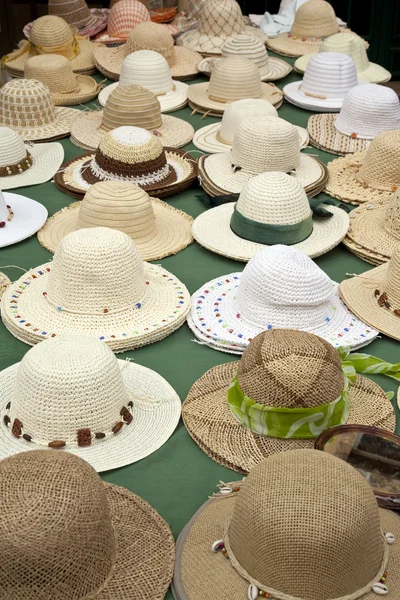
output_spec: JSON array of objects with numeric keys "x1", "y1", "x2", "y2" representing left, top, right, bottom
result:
[
  {"x1": 48, "y1": 0, "x2": 109, "y2": 36},
  {"x1": 173, "y1": 448, "x2": 400, "y2": 600},
  {"x1": 0, "y1": 450, "x2": 175, "y2": 599}
]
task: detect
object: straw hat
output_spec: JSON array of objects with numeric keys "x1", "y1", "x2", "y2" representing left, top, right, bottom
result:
[
  {"x1": 294, "y1": 32, "x2": 392, "y2": 83},
  {"x1": 71, "y1": 85, "x2": 194, "y2": 151},
  {"x1": 0, "y1": 127, "x2": 64, "y2": 190},
  {"x1": 181, "y1": 330, "x2": 395, "y2": 474},
  {"x1": 188, "y1": 245, "x2": 378, "y2": 354},
  {"x1": 1, "y1": 227, "x2": 190, "y2": 351},
  {"x1": 0, "y1": 272, "x2": 11, "y2": 298},
  {"x1": 3, "y1": 15, "x2": 97, "y2": 77},
  {"x1": 325, "y1": 130, "x2": 400, "y2": 205},
  {"x1": 0, "y1": 335, "x2": 181, "y2": 470},
  {"x1": 98, "y1": 51, "x2": 189, "y2": 113},
  {"x1": 192, "y1": 172, "x2": 349, "y2": 262},
  {"x1": 24, "y1": 54, "x2": 102, "y2": 106},
  {"x1": 308, "y1": 83, "x2": 400, "y2": 155},
  {"x1": 38, "y1": 180, "x2": 194, "y2": 259},
  {"x1": 0, "y1": 189, "x2": 47, "y2": 248},
  {"x1": 94, "y1": 0, "x2": 151, "y2": 44},
  {"x1": 48, "y1": 0, "x2": 109, "y2": 37},
  {"x1": 283, "y1": 52, "x2": 360, "y2": 112},
  {"x1": 0, "y1": 451, "x2": 174, "y2": 599},
  {"x1": 55, "y1": 126, "x2": 197, "y2": 200},
  {"x1": 198, "y1": 117, "x2": 327, "y2": 197}
]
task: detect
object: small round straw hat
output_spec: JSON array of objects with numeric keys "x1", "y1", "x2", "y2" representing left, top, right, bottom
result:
[
  {"x1": 38, "y1": 180, "x2": 194, "y2": 259},
  {"x1": 55, "y1": 126, "x2": 197, "y2": 200},
  {"x1": 0, "y1": 189, "x2": 47, "y2": 248},
  {"x1": 47, "y1": 0, "x2": 109, "y2": 36},
  {"x1": 3, "y1": 15, "x2": 97, "y2": 76},
  {"x1": 308, "y1": 83, "x2": 400, "y2": 155},
  {"x1": 325, "y1": 130, "x2": 400, "y2": 205},
  {"x1": 94, "y1": 0, "x2": 151, "y2": 44},
  {"x1": 71, "y1": 85, "x2": 194, "y2": 151},
  {"x1": 0, "y1": 450, "x2": 175, "y2": 599},
  {"x1": 192, "y1": 172, "x2": 348, "y2": 262},
  {"x1": 0, "y1": 335, "x2": 181, "y2": 470},
  {"x1": 188, "y1": 245, "x2": 378, "y2": 354},
  {"x1": 0, "y1": 127, "x2": 64, "y2": 190}
]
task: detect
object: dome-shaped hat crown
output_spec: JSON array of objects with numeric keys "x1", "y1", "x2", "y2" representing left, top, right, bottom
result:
[
  {"x1": 0, "y1": 79, "x2": 57, "y2": 129},
  {"x1": 208, "y1": 56, "x2": 262, "y2": 103},
  {"x1": 291, "y1": 0, "x2": 339, "y2": 38},
  {"x1": 107, "y1": 0, "x2": 150, "y2": 37},
  {"x1": 102, "y1": 85, "x2": 163, "y2": 132},
  {"x1": 221, "y1": 35, "x2": 269, "y2": 74},
  {"x1": 30, "y1": 15, "x2": 73, "y2": 46},
  {"x1": 48, "y1": 0, "x2": 91, "y2": 26},
  {"x1": 219, "y1": 99, "x2": 277, "y2": 144},
  {"x1": 384, "y1": 188, "x2": 400, "y2": 240},
  {"x1": 119, "y1": 50, "x2": 174, "y2": 95},
  {"x1": 319, "y1": 32, "x2": 369, "y2": 72},
  {"x1": 126, "y1": 22, "x2": 175, "y2": 66},
  {"x1": 0, "y1": 127, "x2": 27, "y2": 168},
  {"x1": 199, "y1": 0, "x2": 244, "y2": 37},
  {"x1": 24, "y1": 54, "x2": 78, "y2": 94},
  {"x1": 302, "y1": 52, "x2": 358, "y2": 100},
  {"x1": 356, "y1": 130, "x2": 400, "y2": 191}
]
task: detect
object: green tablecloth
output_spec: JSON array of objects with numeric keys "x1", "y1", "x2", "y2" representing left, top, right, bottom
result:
[{"x1": 0, "y1": 53, "x2": 398, "y2": 598}]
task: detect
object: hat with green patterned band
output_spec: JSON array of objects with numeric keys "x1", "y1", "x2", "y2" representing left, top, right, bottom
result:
[{"x1": 182, "y1": 329, "x2": 396, "y2": 474}]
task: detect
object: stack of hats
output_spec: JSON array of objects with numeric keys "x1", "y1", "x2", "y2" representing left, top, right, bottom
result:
[{"x1": 23, "y1": 0, "x2": 109, "y2": 38}]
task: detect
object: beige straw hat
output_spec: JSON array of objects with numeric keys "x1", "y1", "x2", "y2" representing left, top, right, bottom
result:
[
  {"x1": 47, "y1": 0, "x2": 109, "y2": 36},
  {"x1": 38, "y1": 180, "x2": 194, "y2": 258},
  {"x1": 1, "y1": 227, "x2": 190, "y2": 352},
  {"x1": 93, "y1": 0, "x2": 151, "y2": 44},
  {"x1": 70, "y1": 85, "x2": 194, "y2": 151},
  {"x1": 0, "y1": 79, "x2": 80, "y2": 142},
  {"x1": 0, "y1": 450, "x2": 174, "y2": 599},
  {"x1": 0, "y1": 189, "x2": 48, "y2": 248},
  {"x1": 4, "y1": 15, "x2": 97, "y2": 77},
  {"x1": 0, "y1": 272, "x2": 11, "y2": 298},
  {"x1": 325, "y1": 130, "x2": 400, "y2": 205},
  {"x1": 0, "y1": 335, "x2": 181, "y2": 470}
]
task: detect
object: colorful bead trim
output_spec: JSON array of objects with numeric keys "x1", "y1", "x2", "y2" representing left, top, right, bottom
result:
[
  {"x1": 374, "y1": 289, "x2": 400, "y2": 316},
  {"x1": 0, "y1": 151, "x2": 32, "y2": 177},
  {"x1": 0, "y1": 204, "x2": 14, "y2": 228},
  {"x1": 288, "y1": 33, "x2": 326, "y2": 42}
]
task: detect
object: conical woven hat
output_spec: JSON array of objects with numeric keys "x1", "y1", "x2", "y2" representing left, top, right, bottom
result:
[{"x1": 94, "y1": 0, "x2": 150, "y2": 42}]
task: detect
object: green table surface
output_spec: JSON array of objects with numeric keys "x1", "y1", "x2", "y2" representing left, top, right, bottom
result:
[{"x1": 0, "y1": 52, "x2": 399, "y2": 598}]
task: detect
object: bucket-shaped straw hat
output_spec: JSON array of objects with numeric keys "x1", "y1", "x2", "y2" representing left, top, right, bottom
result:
[
  {"x1": 0, "y1": 188, "x2": 47, "y2": 248},
  {"x1": 94, "y1": 0, "x2": 150, "y2": 44},
  {"x1": 1, "y1": 227, "x2": 190, "y2": 351},
  {"x1": 47, "y1": 0, "x2": 109, "y2": 36}
]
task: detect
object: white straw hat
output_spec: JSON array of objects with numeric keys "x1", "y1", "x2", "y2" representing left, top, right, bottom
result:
[
  {"x1": 1, "y1": 227, "x2": 190, "y2": 352},
  {"x1": 0, "y1": 189, "x2": 48, "y2": 247},
  {"x1": 192, "y1": 172, "x2": 349, "y2": 261},
  {"x1": 0, "y1": 335, "x2": 181, "y2": 471}
]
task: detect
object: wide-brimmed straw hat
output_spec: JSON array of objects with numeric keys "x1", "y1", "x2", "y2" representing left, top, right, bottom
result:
[
  {"x1": 0, "y1": 79, "x2": 79, "y2": 142},
  {"x1": 0, "y1": 272, "x2": 11, "y2": 298},
  {"x1": 325, "y1": 130, "x2": 400, "y2": 205},
  {"x1": 308, "y1": 83, "x2": 400, "y2": 155},
  {"x1": 1, "y1": 227, "x2": 190, "y2": 352},
  {"x1": 0, "y1": 127, "x2": 64, "y2": 190},
  {"x1": 188, "y1": 245, "x2": 378, "y2": 354},
  {"x1": 0, "y1": 189, "x2": 47, "y2": 248},
  {"x1": 47, "y1": 0, "x2": 109, "y2": 36},
  {"x1": 4, "y1": 15, "x2": 97, "y2": 76},
  {"x1": 193, "y1": 172, "x2": 348, "y2": 261},
  {"x1": 0, "y1": 451, "x2": 174, "y2": 599},
  {"x1": 93, "y1": 0, "x2": 150, "y2": 44},
  {"x1": 56, "y1": 126, "x2": 197, "y2": 200},
  {"x1": 38, "y1": 180, "x2": 194, "y2": 259},
  {"x1": 71, "y1": 85, "x2": 194, "y2": 151},
  {"x1": 0, "y1": 335, "x2": 181, "y2": 470}
]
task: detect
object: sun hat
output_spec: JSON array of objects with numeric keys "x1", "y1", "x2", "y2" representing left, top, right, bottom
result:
[
  {"x1": 38, "y1": 180, "x2": 194, "y2": 258},
  {"x1": 93, "y1": 0, "x2": 150, "y2": 44},
  {"x1": 325, "y1": 130, "x2": 400, "y2": 205},
  {"x1": 3, "y1": 15, "x2": 97, "y2": 77},
  {"x1": 0, "y1": 451, "x2": 174, "y2": 599},
  {"x1": 55, "y1": 126, "x2": 197, "y2": 200},
  {"x1": 98, "y1": 51, "x2": 189, "y2": 112},
  {"x1": 71, "y1": 85, "x2": 194, "y2": 151},
  {"x1": 0, "y1": 272, "x2": 11, "y2": 298},
  {"x1": 47, "y1": 0, "x2": 109, "y2": 36},
  {"x1": 0, "y1": 127, "x2": 64, "y2": 190},
  {"x1": 1, "y1": 227, "x2": 190, "y2": 351},
  {"x1": 308, "y1": 83, "x2": 400, "y2": 155},
  {"x1": 0, "y1": 189, "x2": 48, "y2": 248}
]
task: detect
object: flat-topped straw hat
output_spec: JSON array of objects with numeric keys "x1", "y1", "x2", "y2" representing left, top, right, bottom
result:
[
  {"x1": 3, "y1": 15, "x2": 97, "y2": 77},
  {"x1": 0, "y1": 189, "x2": 48, "y2": 248},
  {"x1": 71, "y1": 85, "x2": 194, "y2": 151},
  {"x1": 56, "y1": 126, "x2": 197, "y2": 200},
  {"x1": 94, "y1": 0, "x2": 150, "y2": 44},
  {"x1": 308, "y1": 83, "x2": 400, "y2": 155},
  {"x1": 188, "y1": 245, "x2": 377, "y2": 354},
  {"x1": 0, "y1": 451, "x2": 175, "y2": 599},
  {"x1": 47, "y1": 0, "x2": 109, "y2": 36},
  {"x1": 1, "y1": 227, "x2": 191, "y2": 352},
  {"x1": 0, "y1": 79, "x2": 80, "y2": 142},
  {"x1": 38, "y1": 180, "x2": 194, "y2": 259}
]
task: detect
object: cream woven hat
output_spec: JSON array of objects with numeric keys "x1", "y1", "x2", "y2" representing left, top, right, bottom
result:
[
  {"x1": 294, "y1": 32, "x2": 392, "y2": 83},
  {"x1": 47, "y1": 0, "x2": 108, "y2": 36},
  {"x1": 4, "y1": 15, "x2": 97, "y2": 77},
  {"x1": 192, "y1": 172, "x2": 348, "y2": 261},
  {"x1": 0, "y1": 335, "x2": 181, "y2": 470},
  {"x1": 0, "y1": 79, "x2": 80, "y2": 142},
  {"x1": 188, "y1": 245, "x2": 378, "y2": 354},
  {"x1": 1, "y1": 227, "x2": 190, "y2": 351},
  {"x1": 0, "y1": 127, "x2": 64, "y2": 190},
  {"x1": 38, "y1": 180, "x2": 194, "y2": 259},
  {"x1": 325, "y1": 130, "x2": 400, "y2": 205},
  {"x1": 0, "y1": 189, "x2": 47, "y2": 248},
  {"x1": 0, "y1": 272, "x2": 11, "y2": 298},
  {"x1": 71, "y1": 85, "x2": 194, "y2": 151},
  {"x1": 308, "y1": 83, "x2": 400, "y2": 155},
  {"x1": 0, "y1": 450, "x2": 174, "y2": 599},
  {"x1": 94, "y1": 0, "x2": 151, "y2": 44},
  {"x1": 98, "y1": 51, "x2": 189, "y2": 113}
]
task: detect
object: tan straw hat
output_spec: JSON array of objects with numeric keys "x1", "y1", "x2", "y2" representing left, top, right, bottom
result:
[
  {"x1": 38, "y1": 180, "x2": 194, "y2": 258},
  {"x1": 70, "y1": 84, "x2": 194, "y2": 151},
  {"x1": 4, "y1": 15, "x2": 97, "y2": 77},
  {"x1": 94, "y1": 0, "x2": 150, "y2": 44},
  {"x1": 1, "y1": 227, "x2": 190, "y2": 352},
  {"x1": 325, "y1": 130, "x2": 400, "y2": 205},
  {"x1": 0, "y1": 450, "x2": 174, "y2": 599},
  {"x1": 47, "y1": 0, "x2": 109, "y2": 36}
]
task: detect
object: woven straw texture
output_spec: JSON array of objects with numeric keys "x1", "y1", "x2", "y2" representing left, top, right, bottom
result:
[
  {"x1": 0, "y1": 190, "x2": 48, "y2": 248},
  {"x1": 48, "y1": 0, "x2": 108, "y2": 33},
  {"x1": 23, "y1": 8, "x2": 109, "y2": 39},
  {"x1": 0, "y1": 272, "x2": 11, "y2": 298},
  {"x1": 94, "y1": 0, "x2": 151, "y2": 43}
]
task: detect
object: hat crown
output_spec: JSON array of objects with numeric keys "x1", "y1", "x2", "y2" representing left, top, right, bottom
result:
[
  {"x1": 30, "y1": 15, "x2": 73, "y2": 46},
  {"x1": 208, "y1": 56, "x2": 262, "y2": 103},
  {"x1": 229, "y1": 449, "x2": 383, "y2": 600},
  {"x1": 384, "y1": 189, "x2": 400, "y2": 240},
  {"x1": 383, "y1": 246, "x2": 400, "y2": 308},
  {"x1": 199, "y1": 0, "x2": 244, "y2": 36},
  {"x1": 0, "y1": 127, "x2": 26, "y2": 168},
  {"x1": 357, "y1": 130, "x2": 400, "y2": 190},
  {"x1": 219, "y1": 98, "x2": 277, "y2": 144},
  {"x1": 108, "y1": 0, "x2": 150, "y2": 37},
  {"x1": 0, "y1": 450, "x2": 116, "y2": 599},
  {"x1": 302, "y1": 52, "x2": 358, "y2": 99},
  {"x1": 0, "y1": 79, "x2": 57, "y2": 129},
  {"x1": 24, "y1": 54, "x2": 78, "y2": 94},
  {"x1": 102, "y1": 85, "x2": 163, "y2": 133},
  {"x1": 291, "y1": 0, "x2": 339, "y2": 37},
  {"x1": 221, "y1": 34, "x2": 269, "y2": 73},
  {"x1": 120, "y1": 50, "x2": 174, "y2": 95},
  {"x1": 319, "y1": 32, "x2": 369, "y2": 71},
  {"x1": 48, "y1": 0, "x2": 91, "y2": 25},
  {"x1": 126, "y1": 22, "x2": 175, "y2": 66}
]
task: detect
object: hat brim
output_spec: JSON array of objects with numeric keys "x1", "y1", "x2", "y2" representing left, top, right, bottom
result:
[
  {"x1": 295, "y1": 52, "x2": 392, "y2": 83},
  {"x1": 94, "y1": 22, "x2": 177, "y2": 45},
  {"x1": 98, "y1": 81, "x2": 189, "y2": 113},
  {"x1": 341, "y1": 238, "x2": 387, "y2": 266},
  {"x1": 284, "y1": 80, "x2": 365, "y2": 112},
  {"x1": 0, "y1": 192, "x2": 48, "y2": 248},
  {"x1": 0, "y1": 272, "x2": 11, "y2": 298},
  {"x1": 176, "y1": 25, "x2": 267, "y2": 55},
  {"x1": 0, "y1": 142, "x2": 64, "y2": 190},
  {"x1": 308, "y1": 114, "x2": 373, "y2": 155},
  {"x1": 0, "y1": 107, "x2": 80, "y2": 142},
  {"x1": 51, "y1": 75, "x2": 103, "y2": 106},
  {"x1": 187, "y1": 81, "x2": 283, "y2": 114},
  {"x1": 197, "y1": 56, "x2": 292, "y2": 81},
  {"x1": 344, "y1": 201, "x2": 397, "y2": 260}
]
